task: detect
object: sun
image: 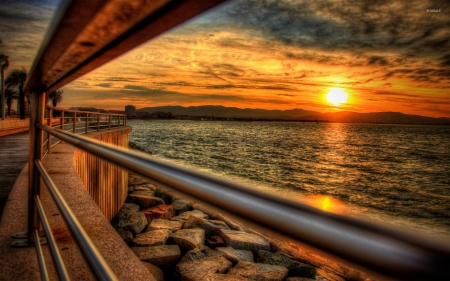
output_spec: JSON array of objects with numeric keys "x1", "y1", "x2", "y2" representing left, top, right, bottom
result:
[{"x1": 326, "y1": 88, "x2": 348, "y2": 106}]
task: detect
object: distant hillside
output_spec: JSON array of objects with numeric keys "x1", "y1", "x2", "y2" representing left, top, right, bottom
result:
[
  {"x1": 300, "y1": 112, "x2": 450, "y2": 125},
  {"x1": 138, "y1": 105, "x2": 318, "y2": 119},
  {"x1": 137, "y1": 106, "x2": 450, "y2": 125}
]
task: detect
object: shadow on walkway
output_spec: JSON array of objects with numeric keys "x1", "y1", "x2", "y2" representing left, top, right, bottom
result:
[{"x1": 0, "y1": 132, "x2": 29, "y2": 221}]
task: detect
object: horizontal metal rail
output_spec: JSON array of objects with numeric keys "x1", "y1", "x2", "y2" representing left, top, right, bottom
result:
[
  {"x1": 35, "y1": 159, "x2": 118, "y2": 281},
  {"x1": 37, "y1": 123, "x2": 450, "y2": 280}
]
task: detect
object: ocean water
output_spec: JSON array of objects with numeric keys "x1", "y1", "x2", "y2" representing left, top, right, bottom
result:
[{"x1": 128, "y1": 120, "x2": 450, "y2": 240}]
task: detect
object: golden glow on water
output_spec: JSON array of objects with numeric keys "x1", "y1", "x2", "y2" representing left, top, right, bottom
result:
[{"x1": 309, "y1": 195, "x2": 345, "y2": 214}]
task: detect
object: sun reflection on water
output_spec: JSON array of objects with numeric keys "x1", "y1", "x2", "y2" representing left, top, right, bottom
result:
[{"x1": 308, "y1": 195, "x2": 345, "y2": 214}]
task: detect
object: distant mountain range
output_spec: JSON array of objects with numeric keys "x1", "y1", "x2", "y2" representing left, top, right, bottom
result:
[{"x1": 138, "y1": 105, "x2": 450, "y2": 125}]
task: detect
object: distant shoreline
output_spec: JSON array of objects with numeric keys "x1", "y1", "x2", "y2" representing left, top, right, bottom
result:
[{"x1": 127, "y1": 118, "x2": 450, "y2": 126}]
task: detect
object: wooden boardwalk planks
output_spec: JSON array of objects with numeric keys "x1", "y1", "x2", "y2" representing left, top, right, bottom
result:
[{"x1": 0, "y1": 132, "x2": 29, "y2": 221}]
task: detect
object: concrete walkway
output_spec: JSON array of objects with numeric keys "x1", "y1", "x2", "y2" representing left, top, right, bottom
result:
[{"x1": 0, "y1": 132, "x2": 29, "y2": 221}]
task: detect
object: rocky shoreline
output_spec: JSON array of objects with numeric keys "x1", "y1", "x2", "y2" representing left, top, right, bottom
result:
[{"x1": 111, "y1": 150, "x2": 370, "y2": 280}]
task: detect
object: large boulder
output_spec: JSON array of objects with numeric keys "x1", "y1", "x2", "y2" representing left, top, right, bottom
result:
[
  {"x1": 141, "y1": 262, "x2": 164, "y2": 281},
  {"x1": 115, "y1": 211, "x2": 148, "y2": 235},
  {"x1": 228, "y1": 261, "x2": 288, "y2": 281},
  {"x1": 257, "y1": 250, "x2": 316, "y2": 278},
  {"x1": 148, "y1": 219, "x2": 182, "y2": 232},
  {"x1": 169, "y1": 229, "x2": 205, "y2": 253},
  {"x1": 176, "y1": 246, "x2": 233, "y2": 281},
  {"x1": 126, "y1": 194, "x2": 165, "y2": 209},
  {"x1": 216, "y1": 247, "x2": 254, "y2": 264},
  {"x1": 218, "y1": 229, "x2": 270, "y2": 255},
  {"x1": 132, "y1": 229, "x2": 172, "y2": 247},
  {"x1": 183, "y1": 216, "x2": 230, "y2": 238},
  {"x1": 132, "y1": 245, "x2": 181, "y2": 269},
  {"x1": 141, "y1": 205, "x2": 175, "y2": 223},
  {"x1": 172, "y1": 199, "x2": 192, "y2": 215},
  {"x1": 172, "y1": 210, "x2": 209, "y2": 222}
]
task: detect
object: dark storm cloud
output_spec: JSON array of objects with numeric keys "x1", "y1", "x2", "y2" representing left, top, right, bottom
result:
[{"x1": 222, "y1": 0, "x2": 450, "y2": 62}]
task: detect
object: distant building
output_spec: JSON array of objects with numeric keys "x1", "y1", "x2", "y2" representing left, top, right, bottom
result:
[{"x1": 125, "y1": 105, "x2": 136, "y2": 118}]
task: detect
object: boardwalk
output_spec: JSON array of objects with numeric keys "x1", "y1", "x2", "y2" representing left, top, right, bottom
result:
[{"x1": 0, "y1": 132, "x2": 29, "y2": 221}]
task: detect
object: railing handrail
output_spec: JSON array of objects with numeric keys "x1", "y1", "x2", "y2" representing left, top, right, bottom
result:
[
  {"x1": 47, "y1": 106, "x2": 126, "y2": 117},
  {"x1": 37, "y1": 123, "x2": 450, "y2": 281}
]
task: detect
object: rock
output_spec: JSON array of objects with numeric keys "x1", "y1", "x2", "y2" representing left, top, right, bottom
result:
[
  {"x1": 212, "y1": 214, "x2": 246, "y2": 231},
  {"x1": 216, "y1": 247, "x2": 254, "y2": 264},
  {"x1": 344, "y1": 270, "x2": 365, "y2": 281},
  {"x1": 180, "y1": 245, "x2": 228, "y2": 263},
  {"x1": 126, "y1": 194, "x2": 165, "y2": 209},
  {"x1": 141, "y1": 205, "x2": 175, "y2": 223},
  {"x1": 219, "y1": 229, "x2": 270, "y2": 255},
  {"x1": 169, "y1": 229, "x2": 205, "y2": 253},
  {"x1": 228, "y1": 261, "x2": 288, "y2": 281},
  {"x1": 205, "y1": 274, "x2": 251, "y2": 281},
  {"x1": 132, "y1": 245, "x2": 181, "y2": 269},
  {"x1": 132, "y1": 190, "x2": 156, "y2": 197},
  {"x1": 121, "y1": 203, "x2": 140, "y2": 213},
  {"x1": 141, "y1": 262, "x2": 164, "y2": 281},
  {"x1": 286, "y1": 278, "x2": 316, "y2": 281},
  {"x1": 172, "y1": 199, "x2": 192, "y2": 215},
  {"x1": 132, "y1": 229, "x2": 171, "y2": 247},
  {"x1": 316, "y1": 268, "x2": 345, "y2": 281},
  {"x1": 257, "y1": 250, "x2": 316, "y2": 278},
  {"x1": 176, "y1": 246, "x2": 232, "y2": 281},
  {"x1": 116, "y1": 211, "x2": 148, "y2": 235},
  {"x1": 114, "y1": 227, "x2": 133, "y2": 246},
  {"x1": 161, "y1": 191, "x2": 179, "y2": 204},
  {"x1": 206, "y1": 236, "x2": 226, "y2": 249},
  {"x1": 148, "y1": 219, "x2": 182, "y2": 232},
  {"x1": 172, "y1": 210, "x2": 209, "y2": 222},
  {"x1": 133, "y1": 183, "x2": 157, "y2": 191},
  {"x1": 128, "y1": 174, "x2": 148, "y2": 186},
  {"x1": 183, "y1": 216, "x2": 230, "y2": 237}
]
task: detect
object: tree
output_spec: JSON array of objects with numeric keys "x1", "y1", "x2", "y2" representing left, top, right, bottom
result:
[
  {"x1": 48, "y1": 89, "x2": 63, "y2": 107},
  {"x1": 5, "y1": 68, "x2": 27, "y2": 119},
  {"x1": 0, "y1": 53, "x2": 9, "y2": 120},
  {"x1": 5, "y1": 88, "x2": 19, "y2": 116}
]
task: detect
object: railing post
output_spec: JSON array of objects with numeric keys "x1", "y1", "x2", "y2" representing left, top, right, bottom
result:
[
  {"x1": 108, "y1": 115, "x2": 111, "y2": 130},
  {"x1": 97, "y1": 114, "x2": 100, "y2": 132},
  {"x1": 85, "y1": 113, "x2": 89, "y2": 134},
  {"x1": 73, "y1": 111, "x2": 77, "y2": 134},
  {"x1": 27, "y1": 89, "x2": 45, "y2": 244},
  {"x1": 47, "y1": 108, "x2": 52, "y2": 153},
  {"x1": 61, "y1": 110, "x2": 65, "y2": 131}
]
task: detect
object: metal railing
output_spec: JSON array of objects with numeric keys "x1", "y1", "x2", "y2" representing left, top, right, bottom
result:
[
  {"x1": 42, "y1": 106, "x2": 126, "y2": 158},
  {"x1": 17, "y1": 0, "x2": 449, "y2": 280}
]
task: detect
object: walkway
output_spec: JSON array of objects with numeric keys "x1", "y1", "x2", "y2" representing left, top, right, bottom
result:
[{"x1": 0, "y1": 132, "x2": 29, "y2": 221}]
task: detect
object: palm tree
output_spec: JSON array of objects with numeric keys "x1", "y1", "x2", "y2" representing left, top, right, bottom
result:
[
  {"x1": 48, "y1": 89, "x2": 63, "y2": 107},
  {"x1": 0, "y1": 53, "x2": 9, "y2": 120},
  {"x1": 5, "y1": 68, "x2": 27, "y2": 119},
  {"x1": 48, "y1": 89, "x2": 63, "y2": 117},
  {"x1": 5, "y1": 88, "x2": 19, "y2": 116}
]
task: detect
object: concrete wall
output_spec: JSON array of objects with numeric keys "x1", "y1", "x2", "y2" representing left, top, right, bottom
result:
[{"x1": 74, "y1": 127, "x2": 132, "y2": 221}]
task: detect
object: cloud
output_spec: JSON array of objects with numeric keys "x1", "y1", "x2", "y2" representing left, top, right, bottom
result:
[
  {"x1": 368, "y1": 56, "x2": 389, "y2": 66},
  {"x1": 96, "y1": 83, "x2": 112, "y2": 88}
]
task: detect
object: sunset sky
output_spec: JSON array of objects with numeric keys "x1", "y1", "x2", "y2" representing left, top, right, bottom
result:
[{"x1": 1, "y1": 0, "x2": 449, "y2": 117}]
